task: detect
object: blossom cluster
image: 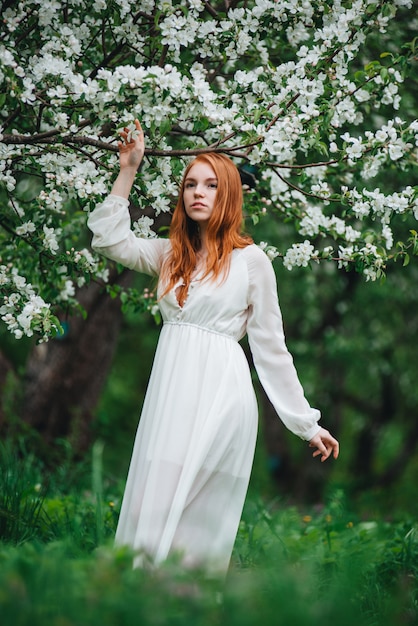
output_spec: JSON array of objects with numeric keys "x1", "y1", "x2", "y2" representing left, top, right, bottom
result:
[
  {"x1": 283, "y1": 241, "x2": 318, "y2": 271},
  {"x1": 0, "y1": 0, "x2": 417, "y2": 338},
  {"x1": 0, "y1": 265, "x2": 60, "y2": 340},
  {"x1": 133, "y1": 216, "x2": 158, "y2": 239}
]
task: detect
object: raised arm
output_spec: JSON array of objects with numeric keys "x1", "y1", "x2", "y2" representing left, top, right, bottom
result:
[{"x1": 87, "y1": 120, "x2": 170, "y2": 276}]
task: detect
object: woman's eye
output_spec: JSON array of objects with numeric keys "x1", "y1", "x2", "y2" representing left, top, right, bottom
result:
[{"x1": 208, "y1": 183, "x2": 218, "y2": 189}]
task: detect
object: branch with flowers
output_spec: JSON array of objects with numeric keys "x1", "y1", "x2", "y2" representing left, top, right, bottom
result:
[{"x1": 0, "y1": 0, "x2": 417, "y2": 340}]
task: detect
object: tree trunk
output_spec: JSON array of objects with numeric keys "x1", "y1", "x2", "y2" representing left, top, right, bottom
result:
[
  {"x1": 0, "y1": 351, "x2": 13, "y2": 428},
  {"x1": 20, "y1": 267, "x2": 131, "y2": 458}
]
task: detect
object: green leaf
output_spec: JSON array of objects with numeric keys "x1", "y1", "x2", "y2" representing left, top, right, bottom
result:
[
  {"x1": 365, "y1": 3, "x2": 378, "y2": 15},
  {"x1": 380, "y1": 67, "x2": 389, "y2": 82},
  {"x1": 253, "y1": 108, "x2": 263, "y2": 125},
  {"x1": 365, "y1": 60, "x2": 380, "y2": 73},
  {"x1": 158, "y1": 118, "x2": 172, "y2": 135},
  {"x1": 193, "y1": 117, "x2": 210, "y2": 133},
  {"x1": 404, "y1": 36, "x2": 418, "y2": 54},
  {"x1": 317, "y1": 141, "x2": 329, "y2": 157},
  {"x1": 50, "y1": 316, "x2": 64, "y2": 337}
]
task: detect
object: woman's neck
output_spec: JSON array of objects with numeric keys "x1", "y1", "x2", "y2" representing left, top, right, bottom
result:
[{"x1": 197, "y1": 229, "x2": 209, "y2": 258}]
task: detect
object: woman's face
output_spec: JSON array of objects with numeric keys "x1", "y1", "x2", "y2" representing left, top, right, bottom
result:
[{"x1": 183, "y1": 161, "x2": 218, "y2": 229}]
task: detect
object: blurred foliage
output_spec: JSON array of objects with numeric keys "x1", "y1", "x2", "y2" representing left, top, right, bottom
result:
[{"x1": 0, "y1": 444, "x2": 417, "y2": 625}]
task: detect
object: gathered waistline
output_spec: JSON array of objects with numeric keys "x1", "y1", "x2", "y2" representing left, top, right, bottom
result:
[{"x1": 163, "y1": 321, "x2": 237, "y2": 341}]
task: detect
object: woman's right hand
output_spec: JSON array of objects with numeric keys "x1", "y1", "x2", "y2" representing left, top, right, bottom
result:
[{"x1": 118, "y1": 118, "x2": 145, "y2": 171}]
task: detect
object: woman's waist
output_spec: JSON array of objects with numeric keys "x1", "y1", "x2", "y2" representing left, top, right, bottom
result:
[{"x1": 162, "y1": 320, "x2": 239, "y2": 341}]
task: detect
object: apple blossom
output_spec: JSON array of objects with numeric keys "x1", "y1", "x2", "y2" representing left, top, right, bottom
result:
[{"x1": 0, "y1": 0, "x2": 416, "y2": 339}]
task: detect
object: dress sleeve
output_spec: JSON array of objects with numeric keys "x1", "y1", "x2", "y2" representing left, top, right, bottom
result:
[
  {"x1": 244, "y1": 245, "x2": 321, "y2": 441},
  {"x1": 87, "y1": 194, "x2": 170, "y2": 276}
]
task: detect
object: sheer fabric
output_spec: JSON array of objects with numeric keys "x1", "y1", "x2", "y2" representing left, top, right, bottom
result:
[{"x1": 87, "y1": 194, "x2": 320, "y2": 574}]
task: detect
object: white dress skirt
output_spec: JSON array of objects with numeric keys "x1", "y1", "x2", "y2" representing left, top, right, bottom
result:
[{"x1": 88, "y1": 194, "x2": 321, "y2": 575}]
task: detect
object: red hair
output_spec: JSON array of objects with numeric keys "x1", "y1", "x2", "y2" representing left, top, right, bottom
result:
[{"x1": 161, "y1": 153, "x2": 252, "y2": 305}]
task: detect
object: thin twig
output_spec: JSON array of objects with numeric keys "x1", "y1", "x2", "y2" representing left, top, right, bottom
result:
[
  {"x1": 203, "y1": 1, "x2": 218, "y2": 18},
  {"x1": 272, "y1": 167, "x2": 340, "y2": 203}
]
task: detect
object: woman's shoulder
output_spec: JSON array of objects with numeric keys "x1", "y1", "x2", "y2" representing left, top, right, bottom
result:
[
  {"x1": 237, "y1": 244, "x2": 278, "y2": 291},
  {"x1": 239, "y1": 243, "x2": 272, "y2": 267}
]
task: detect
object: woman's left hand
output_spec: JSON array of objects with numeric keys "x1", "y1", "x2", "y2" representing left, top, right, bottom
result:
[{"x1": 309, "y1": 427, "x2": 339, "y2": 462}]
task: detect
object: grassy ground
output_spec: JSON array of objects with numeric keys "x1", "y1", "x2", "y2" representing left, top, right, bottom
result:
[{"x1": 0, "y1": 442, "x2": 417, "y2": 626}]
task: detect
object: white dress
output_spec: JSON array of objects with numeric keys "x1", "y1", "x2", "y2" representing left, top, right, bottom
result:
[{"x1": 87, "y1": 194, "x2": 321, "y2": 574}]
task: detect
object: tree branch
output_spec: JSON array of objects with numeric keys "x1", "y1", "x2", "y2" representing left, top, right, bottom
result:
[
  {"x1": 271, "y1": 167, "x2": 340, "y2": 203},
  {"x1": 0, "y1": 132, "x2": 247, "y2": 157},
  {"x1": 203, "y1": 1, "x2": 218, "y2": 18}
]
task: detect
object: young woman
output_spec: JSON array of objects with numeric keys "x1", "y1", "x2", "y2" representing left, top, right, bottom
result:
[{"x1": 87, "y1": 119, "x2": 339, "y2": 575}]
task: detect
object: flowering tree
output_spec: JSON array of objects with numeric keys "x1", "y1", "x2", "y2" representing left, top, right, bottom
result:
[{"x1": 0, "y1": 0, "x2": 417, "y2": 342}]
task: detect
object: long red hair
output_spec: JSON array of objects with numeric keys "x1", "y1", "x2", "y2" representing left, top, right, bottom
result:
[{"x1": 160, "y1": 153, "x2": 253, "y2": 304}]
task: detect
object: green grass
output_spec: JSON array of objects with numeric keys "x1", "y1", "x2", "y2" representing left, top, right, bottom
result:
[{"x1": 0, "y1": 442, "x2": 417, "y2": 626}]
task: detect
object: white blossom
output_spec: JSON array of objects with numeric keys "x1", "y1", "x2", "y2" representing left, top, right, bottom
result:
[
  {"x1": 258, "y1": 241, "x2": 279, "y2": 261},
  {"x1": 133, "y1": 216, "x2": 157, "y2": 239},
  {"x1": 16, "y1": 221, "x2": 36, "y2": 236},
  {"x1": 0, "y1": 0, "x2": 416, "y2": 339},
  {"x1": 283, "y1": 240, "x2": 317, "y2": 271},
  {"x1": 43, "y1": 225, "x2": 60, "y2": 254},
  {"x1": 59, "y1": 280, "x2": 76, "y2": 301}
]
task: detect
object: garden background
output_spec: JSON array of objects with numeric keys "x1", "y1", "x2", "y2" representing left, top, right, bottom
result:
[{"x1": 0, "y1": 0, "x2": 418, "y2": 624}]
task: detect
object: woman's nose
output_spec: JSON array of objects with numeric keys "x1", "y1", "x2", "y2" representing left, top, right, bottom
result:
[{"x1": 194, "y1": 185, "x2": 204, "y2": 196}]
